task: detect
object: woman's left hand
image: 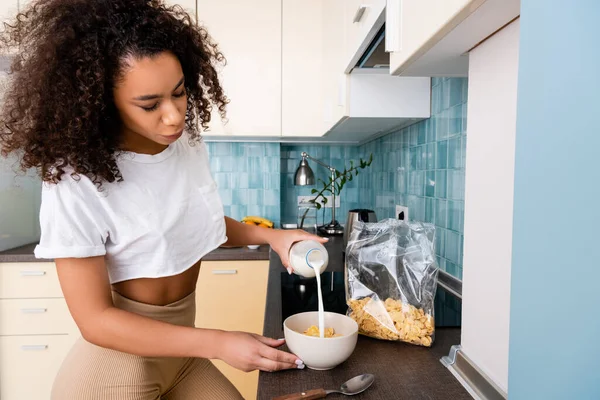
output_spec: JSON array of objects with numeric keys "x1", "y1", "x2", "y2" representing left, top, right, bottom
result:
[{"x1": 268, "y1": 229, "x2": 328, "y2": 273}]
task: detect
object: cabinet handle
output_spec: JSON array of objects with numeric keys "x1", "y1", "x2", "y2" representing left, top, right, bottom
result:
[
  {"x1": 353, "y1": 5, "x2": 367, "y2": 23},
  {"x1": 21, "y1": 345, "x2": 48, "y2": 351},
  {"x1": 21, "y1": 308, "x2": 48, "y2": 314},
  {"x1": 212, "y1": 269, "x2": 238, "y2": 275},
  {"x1": 20, "y1": 270, "x2": 46, "y2": 277}
]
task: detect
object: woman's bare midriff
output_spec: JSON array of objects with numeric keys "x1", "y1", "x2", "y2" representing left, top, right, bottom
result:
[{"x1": 111, "y1": 260, "x2": 201, "y2": 306}]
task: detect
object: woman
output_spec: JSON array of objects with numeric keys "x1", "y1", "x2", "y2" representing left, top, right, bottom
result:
[{"x1": 0, "y1": 0, "x2": 326, "y2": 398}]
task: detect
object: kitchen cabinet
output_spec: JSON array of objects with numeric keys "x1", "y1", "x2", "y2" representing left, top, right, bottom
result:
[
  {"x1": 317, "y1": 0, "x2": 431, "y2": 143},
  {"x1": 0, "y1": 262, "x2": 80, "y2": 400},
  {"x1": 321, "y1": 71, "x2": 431, "y2": 143},
  {"x1": 164, "y1": 0, "x2": 196, "y2": 18},
  {"x1": 0, "y1": 258, "x2": 270, "y2": 399},
  {"x1": 0, "y1": 335, "x2": 78, "y2": 400},
  {"x1": 343, "y1": 0, "x2": 386, "y2": 72},
  {"x1": 281, "y1": 0, "x2": 325, "y2": 137},
  {"x1": 321, "y1": 0, "x2": 348, "y2": 134},
  {"x1": 18, "y1": 0, "x2": 33, "y2": 11},
  {"x1": 0, "y1": 0, "x2": 18, "y2": 25},
  {"x1": 197, "y1": 0, "x2": 282, "y2": 137},
  {"x1": 388, "y1": 0, "x2": 475, "y2": 76},
  {"x1": 187, "y1": 0, "x2": 430, "y2": 142},
  {"x1": 0, "y1": 0, "x2": 18, "y2": 57},
  {"x1": 388, "y1": 0, "x2": 520, "y2": 76},
  {"x1": 195, "y1": 260, "x2": 269, "y2": 400}
]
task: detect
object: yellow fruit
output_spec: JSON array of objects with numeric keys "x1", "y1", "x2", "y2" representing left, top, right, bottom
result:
[
  {"x1": 258, "y1": 223, "x2": 271, "y2": 228},
  {"x1": 244, "y1": 220, "x2": 256, "y2": 225},
  {"x1": 242, "y1": 216, "x2": 274, "y2": 228}
]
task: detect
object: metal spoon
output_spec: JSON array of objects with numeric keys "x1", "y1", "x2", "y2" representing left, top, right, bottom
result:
[{"x1": 273, "y1": 374, "x2": 375, "y2": 400}]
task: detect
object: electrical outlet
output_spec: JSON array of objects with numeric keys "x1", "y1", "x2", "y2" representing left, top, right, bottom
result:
[
  {"x1": 298, "y1": 195, "x2": 340, "y2": 208},
  {"x1": 396, "y1": 205, "x2": 409, "y2": 221}
]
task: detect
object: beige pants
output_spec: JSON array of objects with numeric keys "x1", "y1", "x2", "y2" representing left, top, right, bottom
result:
[{"x1": 51, "y1": 291, "x2": 243, "y2": 400}]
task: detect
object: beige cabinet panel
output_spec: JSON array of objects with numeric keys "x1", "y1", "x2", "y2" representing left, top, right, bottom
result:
[
  {"x1": 281, "y1": 0, "x2": 324, "y2": 137},
  {"x1": 0, "y1": 262, "x2": 62, "y2": 299},
  {"x1": 0, "y1": 298, "x2": 78, "y2": 336},
  {"x1": 163, "y1": 0, "x2": 196, "y2": 20},
  {"x1": 0, "y1": 0, "x2": 18, "y2": 25},
  {"x1": 197, "y1": 0, "x2": 282, "y2": 136},
  {"x1": 0, "y1": 334, "x2": 78, "y2": 400},
  {"x1": 195, "y1": 260, "x2": 269, "y2": 400}
]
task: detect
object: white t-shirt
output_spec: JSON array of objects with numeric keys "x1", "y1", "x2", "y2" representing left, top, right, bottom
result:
[{"x1": 34, "y1": 135, "x2": 227, "y2": 284}]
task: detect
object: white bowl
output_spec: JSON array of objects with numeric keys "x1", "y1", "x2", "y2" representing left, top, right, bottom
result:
[
  {"x1": 283, "y1": 311, "x2": 358, "y2": 370},
  {"x1": 247, "y1": 245, "x2": 260, "y2": 250}
]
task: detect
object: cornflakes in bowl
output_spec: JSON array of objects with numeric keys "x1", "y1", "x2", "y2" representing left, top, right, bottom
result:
[{"x1": 302, "y1": 325, "x2": 343, "y2": 338}]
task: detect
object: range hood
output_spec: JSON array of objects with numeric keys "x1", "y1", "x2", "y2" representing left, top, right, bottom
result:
[
  {"x1": 354, "y1": 25, "x2": 389, "y2": 70},
  {"x1": 344, "y1": 0, "x2": 389, "y2": 74}
]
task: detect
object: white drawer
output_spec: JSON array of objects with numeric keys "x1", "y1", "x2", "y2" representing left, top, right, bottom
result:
[
  {"x1": 0, "y1": 262, "x2": 62, "y2": 299},
  {"x1": 0, "y1": 334, "x2": 78, "y2": 400},
  {"x1": 0, "y1": 298, "x2": 79, "y2": 336}
]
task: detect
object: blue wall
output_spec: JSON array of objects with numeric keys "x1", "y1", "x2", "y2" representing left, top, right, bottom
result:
[{"x1": 508, "y1": 1, "x2": 600, "y2": 398}]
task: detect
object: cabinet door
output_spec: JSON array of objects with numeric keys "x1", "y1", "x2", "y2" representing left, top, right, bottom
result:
[
  {"x1": 195, "y1": 260, "x2": 269, "y2": 400},
  {"x1": 343, "y1": 0, "x2": 385, "y2": 70},
  {"x1": 0, "y1": 298, "x2": 79, "y2": 336},
  {"x1": 281, "y1": 0, "x2": 324, "y2": 137},
  {"x1": 0, "y1": 262, "x2": 62, "y2": 299},
  {"x1": 0, "y1": 0, "x2": 18, "y2": 25},
  {"x1": 389, "y1": 0, "x2": 472, "y2": 74},
  {"x1": 197, "y1": 0, "x2": 281, "y2": 136},
  {"x1": 163, "y1": 0, "x2": 197, "y2": 19},
  {"x1": 322, "y1": 0, "x2": 350, "y2": 133},
  {"x1": 0, "y1": 334, "x2": 78, "y2": 400}
]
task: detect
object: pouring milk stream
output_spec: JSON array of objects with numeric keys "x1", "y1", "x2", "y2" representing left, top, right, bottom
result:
[
  {"x1": 312, "y1": 260, "x2": 325, "y2": 338},
  {"x1": 288, "y1": 240, "x2": 329, "y2": 338}
]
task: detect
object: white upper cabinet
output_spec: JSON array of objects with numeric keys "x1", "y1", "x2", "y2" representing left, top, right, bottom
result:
[
  {"x1": 197, "y1": 0, "x2": 281, "y2": 137},
  {"x1": 321, "y1": 0, "x2": 348, "y2": 135},
  {"x1": 322, "y1": 72, "x2": 431, "y2": 143},
  {"x1": 388, "y1": 0, "x2": 520, "y2": 76},
  {"x1": 388, "y1": 0, "x2": 475, "y2": 76},
  {"x1": 319, "y1": 1, "x2": 430, "y2": 143},
  {"x1": 0, "y1": 0, "x2": 18, "y2": 37},
  {"x1": 164, "y1": 0, "x2": 197, "y2": 18},
  {"x1": 343, "y1": 0, "x2": 386, "y2": 72},
  {"x1": 281, "y1": 0, "x2": 324, "y2": 137}
]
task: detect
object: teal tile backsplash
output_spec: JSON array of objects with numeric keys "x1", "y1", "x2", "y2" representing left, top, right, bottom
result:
[
  {"x1": 205, "y1": 77, "x2": 467, "y2": 279},
  {"x1": 280, "y1": 144, "x2": 363, "y2": 228},
  {"x1": 357, "y1": 77, "x2": 468, "y2": 278},
  {"x1": 205, "y1": 142, "x2": 281, "y2": 227}
]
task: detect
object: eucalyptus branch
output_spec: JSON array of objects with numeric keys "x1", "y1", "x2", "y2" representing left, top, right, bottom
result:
[{"x1": 299, "y1": 154, "x2": 373, "y2": 229}]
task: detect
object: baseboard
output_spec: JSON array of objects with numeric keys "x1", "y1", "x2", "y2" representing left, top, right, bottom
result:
[{"x1": 441, "y1": 345, "x2": 507, "y2": 400}]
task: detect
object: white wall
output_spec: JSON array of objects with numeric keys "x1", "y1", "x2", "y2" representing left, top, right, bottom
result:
[{"x1": 461, "y1": 19, "x2": 520, "y2": 392}]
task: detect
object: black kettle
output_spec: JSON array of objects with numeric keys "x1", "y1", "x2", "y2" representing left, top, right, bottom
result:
[{"x1": 343, "y1": 209, "x2": 377, "y2": 249}]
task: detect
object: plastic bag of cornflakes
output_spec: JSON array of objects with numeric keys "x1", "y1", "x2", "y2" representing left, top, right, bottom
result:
[{"x1": 345, "y1": 219, "x2": 439, "y2": 347}]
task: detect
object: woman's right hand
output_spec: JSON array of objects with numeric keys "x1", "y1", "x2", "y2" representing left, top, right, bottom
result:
[{"x1": 216, "y1": 331, "x2": 304, "y2": 372}]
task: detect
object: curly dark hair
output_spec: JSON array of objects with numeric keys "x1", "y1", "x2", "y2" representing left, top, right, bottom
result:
[{"x1": 0, "y1": 0, "x2": 227, "y2": 188}]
